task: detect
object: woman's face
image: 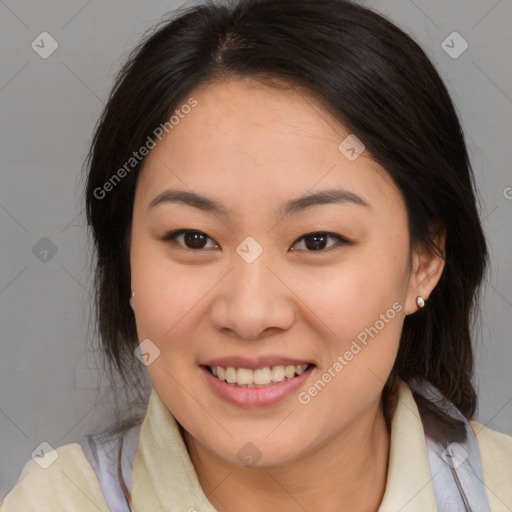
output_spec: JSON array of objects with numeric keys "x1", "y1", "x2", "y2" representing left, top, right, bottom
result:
[{"x1": 129, "y1": 77, "x2": 436, "y2": 467}]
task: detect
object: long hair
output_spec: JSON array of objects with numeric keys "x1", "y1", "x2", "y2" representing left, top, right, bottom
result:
[{"x1": 84, "y1": 0, "x2": 488, "y2": 504}]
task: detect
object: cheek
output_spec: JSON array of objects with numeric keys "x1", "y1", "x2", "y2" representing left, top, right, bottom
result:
[
  {"x1": 301, "y1": 248, "x2": 408, "y2": 338},
  {"x1": 296, "y1": 237, "x2": 408, "y2": 395},
  {"x1": 130, "y1": 240, "x2": 196, "y2": 339},
  {"x1": 297, "y1": 268, "x2": 404, "y2": 427}
]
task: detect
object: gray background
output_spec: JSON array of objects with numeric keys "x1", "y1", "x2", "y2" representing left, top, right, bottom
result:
[{"x1": 1, "y1": 0, "x2": 511, "y2": 499}]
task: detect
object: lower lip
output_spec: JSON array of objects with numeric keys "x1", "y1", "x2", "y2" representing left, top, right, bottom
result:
[{"x1": 201, "y1": 365, "x2": 315, "y2": 408}]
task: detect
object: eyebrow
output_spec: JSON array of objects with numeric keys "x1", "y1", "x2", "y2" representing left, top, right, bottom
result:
[{"x1": 148, "y1": 187, "x2": 370, "y2": 217}]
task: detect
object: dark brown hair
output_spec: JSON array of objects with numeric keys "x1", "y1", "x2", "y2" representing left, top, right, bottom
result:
[{"x1": 83, "y1": 0, "x2": 488, "y2": 505}]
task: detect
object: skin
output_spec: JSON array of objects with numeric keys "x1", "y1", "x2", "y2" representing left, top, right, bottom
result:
[{"x1": 129, "y1": 77, "x2": 446, "y2": 512}]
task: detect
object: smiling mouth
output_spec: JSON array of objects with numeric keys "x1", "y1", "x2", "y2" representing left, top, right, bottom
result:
[{"x1": 202, "y1": 363, "x2": 315, "y2": 388}]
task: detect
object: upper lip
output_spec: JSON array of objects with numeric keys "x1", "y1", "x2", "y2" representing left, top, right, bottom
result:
[{"x1": 202, "y1": 356, "x2": 315, "y2": 370}]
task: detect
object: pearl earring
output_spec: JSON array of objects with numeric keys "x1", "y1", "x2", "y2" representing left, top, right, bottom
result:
[{"x1": 416, "y1": 296, "x2": 425, "y2": 308}]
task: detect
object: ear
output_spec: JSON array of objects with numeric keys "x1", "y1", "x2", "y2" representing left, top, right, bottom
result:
[{"x1": 405, "y1": 220, "x2": 446, "y2": 315}]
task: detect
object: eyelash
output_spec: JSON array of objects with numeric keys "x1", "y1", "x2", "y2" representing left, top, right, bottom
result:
[{"x1": 161, "y1": 229, "x2": 349, "y2": 253}]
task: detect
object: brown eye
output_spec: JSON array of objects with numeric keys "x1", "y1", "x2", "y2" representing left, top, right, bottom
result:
[
  {"x1": 163, "y1": 230, "x2": 218, "y2": 250},
  {"x1": 162, "y1": 230, "x2": 347, "y2": 252},
  {"x1": 290, "y1": 232, "x2": 346, "y2": 252}
]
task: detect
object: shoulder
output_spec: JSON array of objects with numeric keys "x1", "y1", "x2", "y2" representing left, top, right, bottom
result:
[
  {"x1": 471, "y1": 419, "x2": 512, "y2": 510},
  {"x1": 0, "y1": 442, "x2": 109, "y2": 512},
  {"x1": 471, "y1": 419, "x2": 512, "y2": 465},
  {"x1": 80, "y1": 422, "x2": 142, "y2": 510}
]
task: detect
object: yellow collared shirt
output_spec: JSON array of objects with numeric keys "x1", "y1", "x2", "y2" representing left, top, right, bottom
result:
[{"x1": 2, "y1": 380, "x2": 511, "y2": 511}]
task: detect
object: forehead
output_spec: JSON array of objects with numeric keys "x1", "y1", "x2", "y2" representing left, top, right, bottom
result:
[{"x1": 135, "y1": 77, "x2": 403, "y2": 215}]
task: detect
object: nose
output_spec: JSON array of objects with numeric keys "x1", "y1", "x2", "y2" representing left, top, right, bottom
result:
[{"x1": 210, "y1": 251, "x2": 295, "y2": 340}]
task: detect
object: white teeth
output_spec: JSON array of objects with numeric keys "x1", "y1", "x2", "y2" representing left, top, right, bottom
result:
[
  {"x1": 295, "y1": 364, "x2": 308, "y2": 376},
  {"x1": 237, "y1": 368, "x2": 254, "y2": 385},
  {"x1": 271, "y1": 365, "x2": 285, "y2": 382},
  {"x1": 285, "y1": 365, "x2": 296, "y2": 379},
  {"x1": 209, "y1": 363, "x2": 310, "y2": 387},
  {"x1": 225, "y1": 367, "x2": 237, "y2": 384},
  {"x1": 254, "y1": 367, "x2": 272, "y2": 385}
]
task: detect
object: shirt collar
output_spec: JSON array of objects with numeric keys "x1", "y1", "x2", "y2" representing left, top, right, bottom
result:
[
  {"x1": 378, "y1": 380, "x2": 437, "y2": 511},
  {"x1": 131, "y1": 380, "x2": 437, "y2": 511}
]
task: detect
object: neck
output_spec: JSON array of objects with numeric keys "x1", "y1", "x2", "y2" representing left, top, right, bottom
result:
[{"x1": 183, "y1": 398, "x2": 390, "y2": 512}]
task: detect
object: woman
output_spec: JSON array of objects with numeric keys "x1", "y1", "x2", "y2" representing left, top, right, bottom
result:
[{"x1": 2, "y1": 0, "x2": 511, "y2": 510}]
